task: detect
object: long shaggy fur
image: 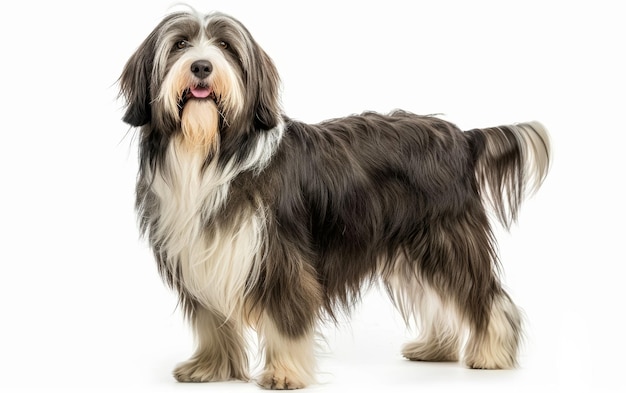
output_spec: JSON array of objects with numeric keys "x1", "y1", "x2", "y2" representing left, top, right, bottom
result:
[{"x1": 120, "y1": 8, "x2": 551, "y2": 390}]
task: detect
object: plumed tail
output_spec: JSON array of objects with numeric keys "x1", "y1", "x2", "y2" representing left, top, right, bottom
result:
[{"x1": 467, "y1": 121, "x2": 551, "y2": 229}]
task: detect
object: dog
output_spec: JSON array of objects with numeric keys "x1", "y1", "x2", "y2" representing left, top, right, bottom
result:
[{"x1": 119, "y1": 8, "x2": 550, "y2": 390}]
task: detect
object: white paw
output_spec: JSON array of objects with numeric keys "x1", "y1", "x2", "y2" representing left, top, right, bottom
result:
[
  {"x1": 173, "y1": 357, "x2": 247, "y2": 382},
  {"x1": 257, "y1": 368, "x2": 307, "y2": 390}
]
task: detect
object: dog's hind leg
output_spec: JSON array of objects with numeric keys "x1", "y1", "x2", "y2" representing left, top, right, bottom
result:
[
  {"x1": 463, "y1": 290, "x2": 522, "y2": 369},
  {"x1": 395, "y1": 278, "x2": 522, "y2": 368},
  {"x1": 434, "y1": 211, "x2": 523, "y2": 369},
  {"x1": 385, "y1": 265, "x2": 463, "y2": 362},
  {"x1": 397, "y1": 280, "x2": 463, "y2": 362},
  {"x1": 396, "y1": 202, "x2": 522, "y2": 368}
]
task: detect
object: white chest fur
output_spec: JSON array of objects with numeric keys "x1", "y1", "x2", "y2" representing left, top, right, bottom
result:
[{"x1": 150, "y1": 138, "x2": 265, "y2": 318}]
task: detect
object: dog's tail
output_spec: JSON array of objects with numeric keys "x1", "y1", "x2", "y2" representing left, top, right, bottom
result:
[{"x1": 467, "y1": 121, "x2": 551, "y2": 229}]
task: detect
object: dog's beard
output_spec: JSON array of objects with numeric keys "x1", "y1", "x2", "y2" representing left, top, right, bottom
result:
[{"x1": 180, "y1": 99, "x2": 220, "y2": 153}]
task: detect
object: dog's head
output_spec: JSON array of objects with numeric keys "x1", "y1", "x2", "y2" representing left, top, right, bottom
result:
[{"x1": 120, "y1": 10, "x2": 281, "y2": 151}]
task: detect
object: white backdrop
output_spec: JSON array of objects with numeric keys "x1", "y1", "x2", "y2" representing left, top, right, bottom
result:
[{"x1": 1, "y1": 0, "x2": 624, "y2": 392}]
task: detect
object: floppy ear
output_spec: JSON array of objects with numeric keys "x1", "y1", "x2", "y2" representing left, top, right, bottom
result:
[
  {"x1": 252, "y1": 47, "x2": 282, "y2": 130},
  {"x1": 119, "y1": 30, "x2": 158, "y2": 127}
]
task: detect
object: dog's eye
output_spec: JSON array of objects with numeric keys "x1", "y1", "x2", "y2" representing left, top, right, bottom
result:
[
  {"x1": 175, "y1": 40, "x2": 190, "y2": 50},
  {"x1": 218, "y1": 41, "x2": 229, "y2": 50}
]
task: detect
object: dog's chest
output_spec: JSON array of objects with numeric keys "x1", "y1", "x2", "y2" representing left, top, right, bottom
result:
[{"x1": 149, "y1": 140, "x2": 263, "y2": 314}]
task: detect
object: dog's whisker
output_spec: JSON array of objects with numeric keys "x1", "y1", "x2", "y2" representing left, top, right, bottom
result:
[{"x1": 217, "y1": 108, "x2": 230, "y2": 127}]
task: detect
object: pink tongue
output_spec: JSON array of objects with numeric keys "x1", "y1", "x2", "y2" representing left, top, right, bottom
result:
[{"x1": 190, "y1": 87, "x2": 211, "y2": 98}]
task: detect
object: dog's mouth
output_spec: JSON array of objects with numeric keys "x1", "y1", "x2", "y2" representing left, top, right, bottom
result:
[{"x1": 178, "y1": 83, "x2": 218, "y2": 110}]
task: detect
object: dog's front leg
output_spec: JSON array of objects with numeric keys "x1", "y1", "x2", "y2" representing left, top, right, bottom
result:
[
  {"x1": 257, "y1": 311, "x2": 317, "y2": 390},
  {"x1": 173, "y1": 305, "x2": 249, "y2": 382},
  {"x1": 254, "y1": 257, "x2": 322, "y2": 390}
]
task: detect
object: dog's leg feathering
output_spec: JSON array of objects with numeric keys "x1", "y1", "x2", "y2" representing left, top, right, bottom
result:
[
  {"x1": 173, "y1": 306, "x2": 249, "y2": 382},
  {"x1": 257, "y1": 313, "x2": 317, "y2": 390},
  {"x1": 393, "y1": 197, "x2": 523, "y2": 369},
  {"x1": 398, "y1": 282, "x2": 463, "y2": 362},
  {"x1": 463, "y1": 291, "x2": 522, "y2": 369}
]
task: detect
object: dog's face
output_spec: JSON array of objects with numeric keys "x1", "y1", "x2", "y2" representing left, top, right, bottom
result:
[{"x1": 120, "y1": 11, "x2": 281, "y2": 151}]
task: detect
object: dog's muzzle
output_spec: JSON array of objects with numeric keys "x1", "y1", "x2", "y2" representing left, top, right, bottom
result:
[{"x1": 178, "y1": 60, "x2": 218, "y2": 110}]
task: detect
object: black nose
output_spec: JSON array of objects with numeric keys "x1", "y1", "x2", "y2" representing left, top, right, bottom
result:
[{"x1": 191, "y1": 60, "x2": 212, "y2": 79}]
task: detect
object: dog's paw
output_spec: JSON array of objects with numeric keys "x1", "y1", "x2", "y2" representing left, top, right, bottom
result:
[
  {"x1": 173, "y1": 357, "x2": 246, "y2": 382},
  {"x1": 402, "y1": 340, "x2": 459, "y2": 362},
  {"x1": 173, "y1": 359, "x2": 218, "y2": 382},
  {"x1": 463, "y1": 353, "x2": 516, "y2": 370},
  {"x1": 257, "y1": 368, "x2": 307, "y2": 390}
]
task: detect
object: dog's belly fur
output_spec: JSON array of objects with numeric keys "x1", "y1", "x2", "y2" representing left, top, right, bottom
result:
[{"x1": 149, "y1": 137, "x2": 263, "y2": 317}]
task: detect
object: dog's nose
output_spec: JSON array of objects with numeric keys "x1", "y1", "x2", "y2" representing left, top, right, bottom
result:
[{"x1": 191, "y1": 60, "x2": 212, "y2": 79}]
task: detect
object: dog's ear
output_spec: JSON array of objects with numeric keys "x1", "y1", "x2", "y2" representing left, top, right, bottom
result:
[
  {"x1": 119, "y1": 30, "x2": 158, "y2": 127},
  {"x1": 253, "y1": 48, "x2": 282, "y2": 130}
]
